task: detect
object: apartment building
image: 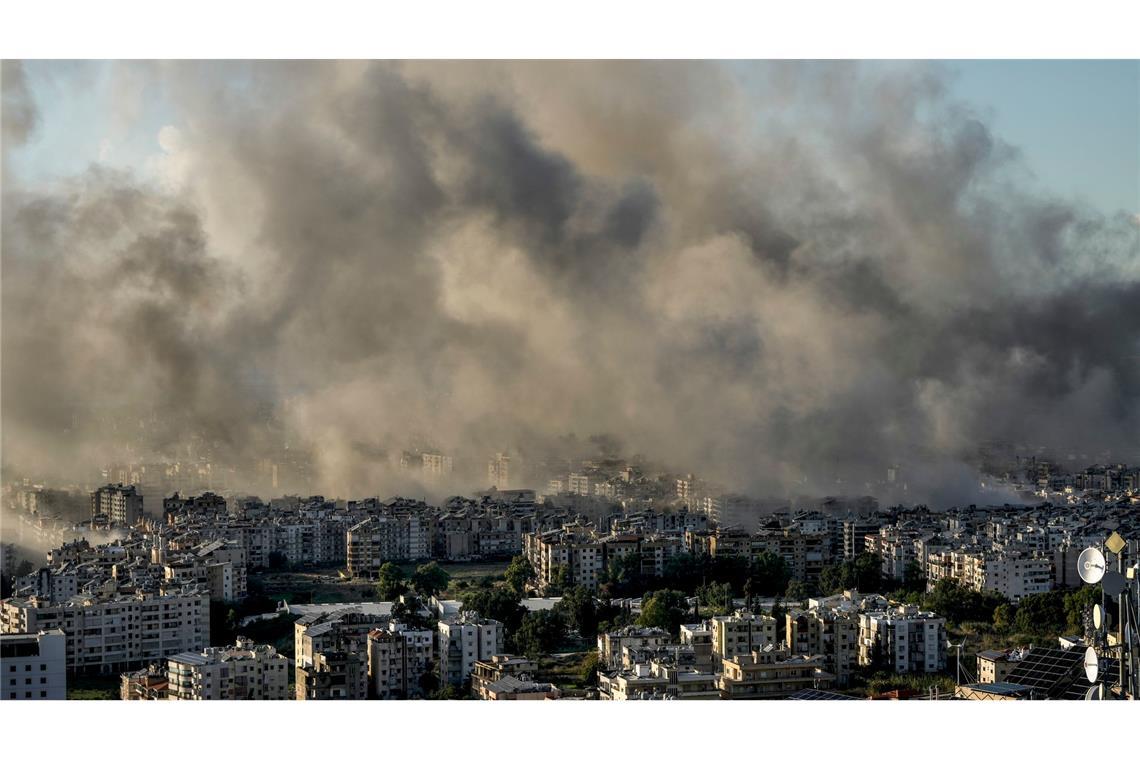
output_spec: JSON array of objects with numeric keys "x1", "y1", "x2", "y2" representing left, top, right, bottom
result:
[
  {"x1": 480, "y1": 675, "x2": 561, "y2": 700},
  {"x1": 858, "y1": 606, "x2": 947, "y2": 673},
  {"x1": 470, "y1": 654, "x2": 537, "y2": 698},
  {"x1": 345, "y1": 515, "x2": 431, "y2": 578},
  {"x1": 710, "y1": 611, "x2": 778, "y2": 662},
  {"x1": 976, "y1": 649, "x2": 1026, "y2": 684},
  {"x1": 1, "y1": 591, "x2": 209, "y2": 673},
  {"x1": 718, "y1": 650, "x2": 836, "y2": 699},
  {"x1": 786, "y1": 608, "x2": 858, "y2": 686},
  {"x1": 162, "y1": 539, "x2": 248, "y2": 602},
  {"x1": 1, "y1": 630, "x2": 66, "y2": 700},
  {"x1": 597, "y1": 626, "x2": 670, "y2": 670},
  {"x1": 296, "y1": 648, "x2": 369, "y2": 700},
  {"x1": 843, "y1": 517, "x2": 884, "y2": 558},
  {"x1": 678, "y1": 623, "x2": 716, "y2": 670},
  {"x1": 419, "y1": 452, "x2": 453, "y2": 479},
  {"x1": 438, "y1": 613, "x2": 503, "y2": 686},
  {"x1": 368, "y1": 624, "x2": 436, "y2": 699},
  {"x1": 167, "y1": 638, "x2": 289, "y2": 700},
  {"x1": 294, "y1": 608, "x2": 389, "y2": 669},
  {"x1": 488, "y1": 453, "x2": 511, "y2": 491},
  {"x1": 163, "y1": 492, "x2": 228, "y2": 524},
  {"x1": 599, "y1": 660, "x2": 720, "y2": 700},
  {"x1": 965, "y1": 552, "x2": 1053, "y2": 601},
  {"x1": 524, "y1": 527, "x2": 603, "y2": 592},
  {"x1": 91, "y1": 484, "x2": 144, "y2": 526}
]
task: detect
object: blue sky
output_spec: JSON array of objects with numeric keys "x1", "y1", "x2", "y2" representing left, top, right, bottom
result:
[
  {"x1": 9, "y1": 60, "x2": 1140, "y2": 215},
  {"x1": 951, "y1": 60, "x2": 1139, "y2": 215}
]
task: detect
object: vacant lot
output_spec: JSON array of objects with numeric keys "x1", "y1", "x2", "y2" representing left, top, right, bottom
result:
[{"x1": 68, "y1": 673, "x2": 120, "y2": 700}]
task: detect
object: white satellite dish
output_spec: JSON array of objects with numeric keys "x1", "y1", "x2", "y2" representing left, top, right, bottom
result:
[
  {"x1": 1085, "y1": 683, "x2": 1104, "y2": 701},
  {"x1": 1084, "y1": 647, "x2": 1099, "y2": 684},
  {"x1": 1093, "y1": 604, "x2": 1103, "y2": 630},
  {"x1": 1078, "y1": 547, "x2": 1106, "y2": 584}
]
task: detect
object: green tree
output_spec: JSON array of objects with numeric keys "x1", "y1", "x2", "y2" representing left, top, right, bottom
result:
[
  {"x1": 901, "y1": 560, "x2": 926, "y2": 593},
  {"x1": 852, "y1": 552, "x2": 885, "y2": 593},
  {"x1": 460, "y1": 586, "x2": 525, "y2": 639},
  {"x1": 993, "y1": 603, "x2": 1014, "y2": 632},
  {"x1": 1063, "y1": 585, "x2": 1100, "y2": 635},
  {"x1": 579, "y1": 651, "x2": 600, "y2": 687},
  {"x1": 771, "y1": 597, "x2": 787, "y2": 639},
  {"x1": 267, "y1": 551, "x2": 288, "y2": 571},
  {"x1": 785, "y1": 580, "x2": 814, "y2": 602},
  {"x1": 696, "y1": 580, "x2": 734, "y2": 615},
  {"x1": 392, "y1": 597, "x2": 434, "y2": 630},
  {"x1": 548, "y1": 566, "x2": 572, "y2": 595},
  {"x1": 555, "y1": 585, "x2": 601, "y2": 639},
  {"x1": 1013, "y1": 591, "x2": 1066, "y2": 635},
  {"x1": 748, "y1": 551, "x2": 790, "y2": 596},
  {"x1": 637, "y1": 589, "x2": 690, "y2": 634},
  {"x1": 925, "y1": 579, "x2": 1004, "y2": 625},
  {"x1": 514, "y1": 609, "x2": 566, "y2": 658},
  {"x1": 504, "y1": 556, "x2": 536, "y2": 596},
  {"x1": 605, "y1": 551, "x2": 644, "y2": 594},
  {"x1": 375, "y1": 562, "x2": 408, "y2": 601},
  {"x1": 411, "y1": 561, "x2": 451, "y2": 598}
]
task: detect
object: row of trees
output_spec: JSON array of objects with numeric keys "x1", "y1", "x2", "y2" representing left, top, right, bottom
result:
[
  {"x1": 599, "y1": 551, "x2": 791, "y2": 599},
  {"x1": 993, "y1": 585, "x2": 1098, "y2": 637}
]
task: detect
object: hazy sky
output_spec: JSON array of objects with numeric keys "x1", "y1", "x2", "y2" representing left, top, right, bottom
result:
[
  {"x1": 3, "y1": 60, "x2": 1138, "y2": 504},
  {"x1": 9, "y1": 60, "x2": 1138, "y2": 215}
]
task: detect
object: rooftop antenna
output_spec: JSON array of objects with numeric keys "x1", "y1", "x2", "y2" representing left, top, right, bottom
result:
[{"x1": 1078, "y1": 534, "x2": 1139, "y2": 699}]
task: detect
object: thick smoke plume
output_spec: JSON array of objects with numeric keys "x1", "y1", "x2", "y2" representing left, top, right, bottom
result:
[{"x1": 2, "y1": 61, "x2": 1138, "y2": 503}]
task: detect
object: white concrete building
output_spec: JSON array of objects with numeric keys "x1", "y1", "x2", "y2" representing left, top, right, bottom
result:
[
  {"x1": 438, "y1": 613, "x2": 503, "y2": 686},
  {"x1": 710, "y1": 611, "x2": 778, "y2": 662},
  {"x1": 1, "y1": 592, "x2": 209, "y2": 673},
  {"x1": 167, "y1": 638, "x2": 289, "y2": 700},
  {"x1": 858, "y1": 606, "x2": 947, "y2": 673},
  {"x1": 2, "y1": 630, "x2": 66, "y2": 700}
]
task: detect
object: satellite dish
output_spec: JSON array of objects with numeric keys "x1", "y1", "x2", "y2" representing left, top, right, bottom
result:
[
  {"x1": 1085, "y1": 683, "x2": 1104, "y2": 701},
  {"x1": 1078, "y1": 547, "x2": 1106, "y2": 584},
  {"x1": 1084, "y1": 647, "x2": 1099, "y2": 684},
  {"x1": 1102, "y1": 571, "x2": 1125, "y2": 596},
  {"x1": 1093, "y1": 604, "x2": 1103, "y2": 630}
]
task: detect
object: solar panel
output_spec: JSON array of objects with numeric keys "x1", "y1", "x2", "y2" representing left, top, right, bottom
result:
[
  {"x1": 787, "y1": 688, "x2": 859, "y2": 700},
  {"x1": 1005, "y1": 647, "x2": 1084, "y2": 699}
]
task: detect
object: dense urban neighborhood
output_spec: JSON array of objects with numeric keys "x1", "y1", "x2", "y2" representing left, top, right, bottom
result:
[{"x1": 2, "y1": 453, "x2": 1137, "y2": 701}]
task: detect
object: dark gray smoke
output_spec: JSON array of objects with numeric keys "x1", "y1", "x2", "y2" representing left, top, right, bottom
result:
[{"x1": 2, "y1": 61, "x2": 1138, "y2": 503}]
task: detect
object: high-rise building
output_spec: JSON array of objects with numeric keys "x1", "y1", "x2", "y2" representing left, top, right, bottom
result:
[
  {"x1": 437, "y1": 613, "x2": 503, "y2": 686},
  {"x1": 488, "y1": 453, "x2": 511, "y2": 490},
  {"x1": 90, "y1": 483, "x2": 143, "y2": 526},
  {"x1": 1, "y1": 592, "x2": 209, "y2": 673}
]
